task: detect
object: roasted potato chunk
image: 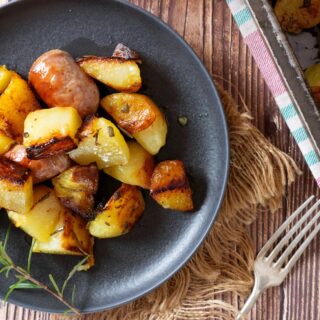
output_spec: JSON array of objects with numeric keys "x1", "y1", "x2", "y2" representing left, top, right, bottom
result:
[
  {"x1": 0, "y1": 65, "x2": 12, "y2": 94},
  {"x1": 0, "y1": 67, "x2": 40, "y2": 142},
  {"x1": 33, "y1": 206, "x2": 95, "y2": 269},
  {"x1": 88, "y1": 184, "x2": 145, "y2": 238},
  {"x1": 101, "y1": 93, "x2": 167, "y2": 155},
  {"x1": 8, "y1": 186, "x2": 62, "y2": 242},
  {"x1": 104, "y1": 141, "x2": 154, "y2": 189},
  {"x1": 69, "y1": 116, "x2": 129, "y2": 169},
  {"x1": 0, "y1": 132, "x2": 14, "y2": 155},
  {"x1": 0, "y1": 157, "x2": 33, "y2": 213},
  {"x1": 52, "y1": 164, "x2": 99, "y2": 219},
  {"x1": 78, "y1": 56, "x2": 141, "y2": 92},
  {"x1": 150, "y1": 160, "x2": 193, "y2": 211},
  {"x1": 275, "y1": 0, "x2": 320, "y2": 33},
  {"x1": 23, "y1": 107, "x2": 82, "y2": 159},
  {"x1": 305, "y1": 63, "x2": 320, "y2": 104},
  {"x1": 101, "y1": 93, "x2": 157, "y2": 134}
]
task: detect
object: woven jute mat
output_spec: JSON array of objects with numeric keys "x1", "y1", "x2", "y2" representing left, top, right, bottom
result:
[{"x1": 50, "y1": 84, "x2": 300, "y2": 320}]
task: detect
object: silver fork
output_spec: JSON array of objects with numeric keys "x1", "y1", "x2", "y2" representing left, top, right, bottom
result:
[{"x1": 236, "y1": 196, "x2": 320, "y2": 320}]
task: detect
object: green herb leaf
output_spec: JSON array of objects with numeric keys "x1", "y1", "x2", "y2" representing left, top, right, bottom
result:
[
  {"x1": 11, "y1": 280, "x2": 41, "y2": 289},
  {"x1": 61, "y1": 256, "x2": 88, "y2": 296},
  {"x1": 5, "y1": 278, "x2": 26, "y2": 301},
  {"x1": 71, "y1": 284, "x2": 76, "y2": 305},
  {"x1": 27, "y1": 239, "x2": 35, "y2": 273},
  {"x1": 4, "y1": 224, "x2": 11, "y2": 250},
  {"x1": 49, "y1": 274, "x2": 62, "y2": 296}
]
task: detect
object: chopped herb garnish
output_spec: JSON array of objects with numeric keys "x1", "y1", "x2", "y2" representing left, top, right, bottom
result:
[
  {"x1": 23, "y1": 132, "x2": 29, "y2": 138},
  {"x1": 178, "y1": 116, "x2": 188, "y2": 126},
  {"x1": 121, "y1": 103, "x2": 130, "y2": 113},
  {"x1": 93, "y1": 129, "x2": 100, "y2": 146},
  {"x1": 107, "y1": 126, "x2": 115, "y2": 137}
]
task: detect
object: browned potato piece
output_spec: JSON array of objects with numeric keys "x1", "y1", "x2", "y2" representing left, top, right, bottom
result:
[
  {"x1": 0, "y1": 157, "x2": 33, "y2": 213},
  {"x1": 101, "y1": 93, "x2": 156, "y2": 134},
  {"x1": 23, "y1": 107, "x2": 82, "y2": 159},
  {"x1": 68, "y1": 115, "x2": 129, "y2": 169},
  {"x1": 0, "y1": 67, "x2": 40, "y2": 142},
  {"x1": 33, "y1": 206, "x2": 95, "y2": 270},
  {"x1": 8, "y1": 185, "x2": 62, "y2": 242},
  {"x1": 88, "y1": 184, "x2": 145, "y2": 238},
  {"x1": 52, "y1": 164, "x2": 99, "y2": 219},
  {"x1": 101, "y1": 93, "x2": 167, "y2": 155},
  {"x1": 305, "y1": 63, "x2": 320, "y2": 105},
  {"x1": 104, "y1": 141, "x2": 155, "y2": 189},
  {"x1": 150, "y1": 160, "x2": 193, "y2": 211},
  {"x1": 78, "y1": 56, "x2": 141, "y2": 92},
  {"x1": 275, "y1": 0, "x2": 320, "y2": 33}
]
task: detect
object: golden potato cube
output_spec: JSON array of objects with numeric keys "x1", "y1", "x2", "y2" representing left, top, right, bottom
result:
[
  {"x1": 104, "y1": 141, "x2": 154, "y2": 189},
  {"x1": 305, "y1": 63, "x2": 320, "y2": 104},
  {"x1": 0, "y1": 65, "x2": 12, "y2": 94},
  {"x1": 275, "y1": 0, "x2": 320, "y2": 33},
  {"x1": 0, "y1": 68, "x2": 40, "y2": 142},
  {"x1": 150, "y1": 160, "x2": 193, "y2": 211},
  {"x1": 0, "y1": 157, "x2": 33, "y2": 213},
  {"x1": 52, "y1": 164, "x2": 99, "y2": 219},
  {"x1": 101, "y1": 93, "x2": 156, "y2": 134},
  {"x1": 33, "y1": 207, "x2": 95, "y2": 269},
  {"x1": 8, "y1": 186, "x2": 62, "y2": 242},
  {"x1": 101, "y1": 93, "x2": 167, "y2": 155},
  {"x1": 88, "y1": 184, "x2": 145, "y2": 238},
  {"x1": 0, "y1": 132, "x2": 15, "y2": 155},
  {"x1": 78, "y1": 56, "x2": 141, "y2": 92},
  {"x1": 23, "y1": 107, "x2": 82, "y2": 159},
  {"x1": 69, "y1": 116, "x2": 129, "y2": 169}
]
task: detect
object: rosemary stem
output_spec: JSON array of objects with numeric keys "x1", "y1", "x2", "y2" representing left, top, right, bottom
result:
[{"x1": 14, "y1": 266, "x2": 81, "y2": 315}]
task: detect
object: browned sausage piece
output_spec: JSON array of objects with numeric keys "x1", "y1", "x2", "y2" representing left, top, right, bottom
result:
[
  {"x1": 29, "y1": 49, "x2": 99, "y2": 118},
  {"x1": 5, "y1": 144, "x2": 72, "y2": 184}
]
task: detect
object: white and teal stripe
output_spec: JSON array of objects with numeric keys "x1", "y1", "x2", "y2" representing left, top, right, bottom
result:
[{"x1": 227, "y1": 0, "x2": 320, "y2": 188}]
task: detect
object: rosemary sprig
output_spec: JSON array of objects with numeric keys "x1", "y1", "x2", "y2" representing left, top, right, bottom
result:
[{"x1": 0, "y1": 227, "x2": 88, "y2": 315}]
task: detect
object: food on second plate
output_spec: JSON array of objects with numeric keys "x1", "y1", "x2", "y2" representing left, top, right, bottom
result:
[
  {"x1": 104, "y1": 141, "x2": 155, "y2": 189},
  {"x1": 77, "y1": 56, "x2": 142, "y2": 93},
  {"x1": 23, "y1": 107, "x2": 82, "y2": 159},
  {"x1": 88, "y1": 184, "x2": 145, "y2": 238},
  {"x1": 68, "y1": 115, "x2": 130, "y2": 169},
  {"x1": 305, "y1": 63, "x2": 320, "y2": 105},
  {"x1": 101, "y1": 93, "x2": 167, "y2": 155},
  {"x1": 274, "y1": 0, "x2": 320, "y2": 34},
  {"x1": 5, "y1": 144, "x2": 72, "y2": 184},
  {"x1": 0, "y1": 157, "x2": 33, "y2": 213},
  {"x1": 150, "y1": 160, "x2": 194, "y2": 211},
  {"x1": 8, "y1": 186, "x2": 62, "y2": 242},
  {"x1": 32, "y1": 206, "x2": 95, "y2": 270},
  {"x1": 0, "y1": 66, "x2": 40, "y2": 153},
  {"x1": 29, "y1": 49, "x2": 99, "y2": 118},
  {"x1": 52, "y1": 164, "x2": 99, "y2": 219}
]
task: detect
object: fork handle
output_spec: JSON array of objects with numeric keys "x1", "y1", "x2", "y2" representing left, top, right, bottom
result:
[{"x1": 236, "y1": 281, "x2": 263, "y2": 320}]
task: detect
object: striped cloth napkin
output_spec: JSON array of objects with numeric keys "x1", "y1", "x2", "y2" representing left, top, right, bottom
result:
[{"x1": 226, "y1": 0, "x2": 320, "y2": 187}]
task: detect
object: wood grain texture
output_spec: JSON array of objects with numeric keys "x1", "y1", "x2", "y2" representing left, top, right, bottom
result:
[{"x1": 1, "y1": 0, "x2": 320, "y2": 319}]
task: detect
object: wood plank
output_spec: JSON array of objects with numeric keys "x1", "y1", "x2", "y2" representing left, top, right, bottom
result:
[{"x1": 0, "y1": 1, "x2": 319, "y2": 319}]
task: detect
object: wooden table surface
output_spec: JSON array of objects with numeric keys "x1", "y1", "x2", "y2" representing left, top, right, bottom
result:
[{"x1": 1, "y1": 0, "x2": 320, "y2": 319}]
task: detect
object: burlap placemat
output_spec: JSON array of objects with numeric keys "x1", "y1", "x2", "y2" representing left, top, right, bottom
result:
[{"x1": 49, "y1": 84, "x2": 299, "y2": 320}]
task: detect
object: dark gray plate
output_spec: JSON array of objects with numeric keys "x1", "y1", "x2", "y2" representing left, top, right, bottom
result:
[{"x1": 0, "y1": 0, "x2": 229, "y2": 314}]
